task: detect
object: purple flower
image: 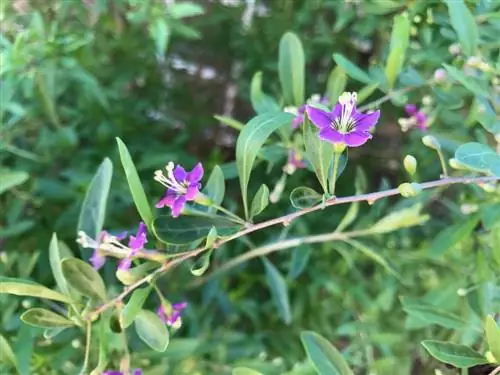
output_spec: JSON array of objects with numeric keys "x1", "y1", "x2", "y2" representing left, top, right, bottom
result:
[
  {"x1": 306, "y1": 92, "x2": 380, "y2": 147},
  {"x1": 287, "y1": 95, "x2": 329, "y2": 129},
  {"x1": 103, "y1": 369, "x2": 142, "y2": 375},
  {"x1": 157, "y1": 302, "x2": 187, "y2": 327},
  {"x1": 405, "y1": 104, "x2": 428, "y2": 131},
  {"x1": 78, "y1": 230, "x2": 127, "y2": 270},
  {"x1": 117, "y1": 222, "x2": 147, "y2": 271},
  {"x1": 154, "y1": 162, "x2": 204, "y2": 218},
  {"x1": 283, "y1": 150, "x2": 306, "y2": 175}
]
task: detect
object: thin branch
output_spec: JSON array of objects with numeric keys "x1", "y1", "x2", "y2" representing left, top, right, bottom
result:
[
  {"x1": 489, "y1": 366, "x2": 500, "y2": 375},
  {"x1": 87, "y1": 175, "x2": 499, "y2": 317}
]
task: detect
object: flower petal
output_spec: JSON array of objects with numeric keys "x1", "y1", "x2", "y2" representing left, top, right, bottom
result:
[
  {"x1": 173, "y1": 165, "x2": 187, "y2": 181},
  {"x1": 292, "y1": 115, "x2": 304, "y2": 129},
  {"x1": 90, "y1": 250, "x2": 106, "y2": 270},
  {"x1": 405, "y1": 104, "x2": 417, "y2": 116},
  {"x1": 133, "y1": 369, "x2": 142, "y2": 375},
  {"x1": 306, "y1": 106, "x2": 332, "y2": 129},
  {"x1": 128, "y1": 222, "x2": 148, "y2": 249},
  {"x1": 318, "y1": 127, "x2": 344, "y2": 144},
  {"x1": 156, "y1": 191, "x2": 176, "y2": 208},
  {"x1": 117, "y1": 257, "x2": 132, "y2": 271},
  {"x1": 353, "y1": 110, "x2": 380, "y2": 131},
  {"x1": 344, "y1": 131, "x2": 371, "y2": 147},
  {"x1": 187, "y1": 162, "x2": 204, "y2": 183},
  {"x1": 171, "y1": 196, "x2": 186, "y2": 217},
  {"x1": 185, "y1": 185, "x2": 199, "y2": 201},
  {"x1": 172, "y1": 301, "x2": 188, "y2": 310}
]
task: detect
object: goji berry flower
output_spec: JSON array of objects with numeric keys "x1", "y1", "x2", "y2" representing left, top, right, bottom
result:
[
  {"x1": 306, "y1": 92, "x2": 380, "y2": 147},
  {"x1": 103, "y1": 369, "x2": 141, "y2": 375},
  {"x1": 283, "y1": 150, "x2": 306, "y2": 175},
  {"x1": 117, "y1": 222, "x2": 147, "y2": 271},
  {"x1": 157, "y1": 302, "x2": 187, "y2": 327},
  {"x1": 154, "y1": 162, "x2": 204, "y2": 217},
  {"x1": 404, "y1": 104, "x2": 428, "y2": 131},
  {"x1": 285, "y1": 94, "x2": 329, "y2": 129},
  {"x1": 77, "y1": 230, "x2": 127, "y2": 270}
]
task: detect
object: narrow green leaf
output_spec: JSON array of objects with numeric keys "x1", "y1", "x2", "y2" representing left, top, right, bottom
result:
[
  {"x1": 49, "y1": 233, "x2": 70, "y2": 296},
  {"x1": 356, "y1": 83, "x2": 380, "y2": 104},
  {"x1": 332, "y1": 53, "x2": 372, "y2": 85},
  {"x1": 203, "y1": 165, "x2": 225, "y2": 214},
  {"x1": 485, "y1": 315, "x2": 500, "y2": 362},
  {"x1": 120, "y1": 287, "x2": 152, "y2": 329},
  {"x1": 135, "y1": 309, "x2": 170, "y2": 352},
  {"x1": 370, "y1": 203, "x2": 429, "y2": 234},
  {"x1": 443, "y1": 64, "x2": 488, "y2": 97},
  {"x1": 190, "y1": 249, "x2": 214, "y2": 276},
  {"x1": 301, "y1": 331, "x2": 355, "y2": 375},
  {"x1": 0, "y1": 170, "x2": 28, "y2": 195},
  {"x1": 61, "y1": 259, "x2": 107, "y2": 301},
  {"x1": 214, "y1": 115, "x2": 244, "y2": 131},
  {"x1": 288, "y1": 245, "x2": 311, "y2": 280},
  {"x1": 444, "y1": 0, "x2": 478, "y2": 56},
  {"x1": 402, "y1": 304, "x2": 468, "y2": 330},
  {"x1": 326, "y1": 66, "x2": 347, "y2": 104},
  {"x1": 169, "y1": 2, "x2": 204, "y2": 18},
  {"x1": 427, "y1": 214, "x2": 480, "y2": 257},
  {"x1": 250, "y1": 184, "x2": 270, "y2": 218},
  {"x1": 250, "y1": 71, "x2": 280, "y2": 114},
  {"x1": 421, "y1": 340, "x2": 488, "y2": 368},
  {"x1": 0, "y1": 277, "x2": 72, "y2": 303},
  {"x1": 335, "y1": 168, "x2": 365, "y2": 233},
  {"x1": 149, "y1": 18, "x2": 170, "y2": 56},
  {"x1": 385, "y1": 13, "x2": 410, "y2": 89},
  {"x1": 476, "y1": 98, "x2": 500, "y2": 134},
  {"x1": 21, "y1": 308, "x2": 75, "y2": 329},
  {"x1": 289, "y1": 186, "x2": 322, "y2": 209},
  {"x1": 279, "y1": 31, "x2": 305, "y2": 106},
  {"x1": 43, "y1": 327, "x2": 66, "y2": 340},
  {"x1": 262, "y1": 258, "x2": 291, "y2": 325},
  {"x1": 77, "y1": 158, "x2": 112, "y2": 260},
  {"x1": 233, "y1": 368, "x2": 264, "y2": 375},
  {"x1": 0, "y1": 333, "x2": 18, "y2": 370},
  {"x1": 116, "y1": 262, "x2": 157, "y2": 286},
  {"x1": 236, "y1": 112, "x2": 294, "y2": 218},
  {"x1": 455, "y1": 142, "x2": 500, "y2": 176},
  {"x1": 116, "y1": 138, "x2": 154, "y2": 228},
  {"x1": 14, "y1": 323, "x2": 34, "y2": 375},
  {"x1": 153, "y1": 214, "x2": 242, "y2": 245},
  {"x1": 345, "y1": 240, "x2": 401, "y2": 279}
]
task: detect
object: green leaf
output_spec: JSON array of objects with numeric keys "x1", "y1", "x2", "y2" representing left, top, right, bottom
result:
[
  {"x1": 0, "y1": 170, "x2": 28, "y2": 195},
  {"x1": 250, "y1": 184, "x2": 270, "y2": 218},
  {"x1": 0, "y1": 333, "x2": 18, "y2": 370},
  {"x1": 370, "y1": 203, "x2": 430, "y2": 234},
  {"x1": 288, "y1": 245, "x2": 311, "y2": 280},
  {"x1": 356, "y1": 83, "x2": 380, "y2": 104},
  {"x1": 444, "y1": 0, "x2": 478, "y2": 56},
  {"x1": 233, "y1": 368, "x2": 264, "y2": 375},
  {"x1": 120, "y1": 287, "x2": 152, "y2": 329},
  {"x1": 476, "y1": 98, "x2": 500, "y2": 134},
  {"x1": 300, "y1": 331, "x2": 355, "y2": 375},
  {"x1": 203, "y1": 165, "x2": 225, "y2": 214},
  {"x1": 385, "y1": 13, "x2": 410, "y2": 89},
  {"x1": 0, "y1": 277, "x2": 72, "y2": 303},
  {"x1": 153, "y1": 214, "x2": 242, "y2": 245},
  {"x1": 43, "y1": 327, "x2": 67, "y2": 340},
  {"x1": 262, "y1": 257, "x2": 291, "y2": 325},
  {"x1": 49, "y1": 233, "x2": 70, "y2": 297},
  {"x1": 402, "y1": 303, "x2": 468, "y2": 330},
  {"x1": 116, "y1": 262, "x2": 157, "y2": 285},
  {"x1": 326, "y1": 66, "x2": 347, "y2": 104},
  {"x1": 236, "y1": 112, "x2": 294, "y2": 218},
  {"x1": 149, "y1": 18, "x2": 170, "y2": 56},
  {"x1": 421, "y1": 340, "x2": 488, "y2": 368},
  {"x1": 77, "y1": 157, "x2": 112, "y2": 260},
  {"x1": 427, "y1": 214, "x2": 480, "y2": 258},
  {"x1": 455, "y1": 142, "x2": 500, "y2": 176},
  {"x1": 279, "y1": 31, "x2": 305, "y2": 106},
  {"x1": 332, "y1": 53, "x2": 372, "y2": 85},
  {"x1": 135, "y1": 309, "x2": 170, "y2": 352},
  {"x1": 485, "y1": 315, "x2": 500, "y2": 362},
  {"x1": 443, "y1": 64, "x2": 488, "y2": 97},
  {"x1": 344, "y1": 240, "x2": 401, "y2": 279},
  {"x1": 302, "y1": 118, "x2": 334, "y2": 194},
  {"x1": 116, "y1": 138, "x2": 154, "y2": 228},
  {"x1": 61, "y1": 259, "x2": 107, "y2": 301},
  {"x1": 169, "y1": 2, "x2": 204, "y2": 18},
  {"x1": 214, "y1": 115, "x2": 244, "y2": 131},
  {"x1": 21, "y1": 308, "x2": 75, "y2": 329},
  {"x1": 250, "y1": 72, "x2": 280, "y2": 114},
  {"x1": 190, "y1": 249, "x2": 214, "y2": 276},
  {"x1": 335, "y1": 168, "x2": 366, "y2": 233},
  {"x1": 289, "y1": 186, "x2": 322, "y2": 209}
]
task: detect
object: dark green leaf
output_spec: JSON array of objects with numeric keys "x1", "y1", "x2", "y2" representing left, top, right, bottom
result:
[
  {"x1": 279, "y1": 31, "x2": 305, "y2": 106},
  {"x1": 345, "y1": 240, "x2": 401, "y2": 279},
  {"x1": 120, "y1": 287, "x2": 152, "y2": 329},
  {"x1": 443, "y1": 64, "x2": 488, "y2": 97},
  {"x1": 21, "y1": 308, "x2": 75, "y2": 329},
  {"x1": 301, "y1": 331, "x2": 355, "y2": 375},
  {"x1": 61, "y1": 258, "x2": 107, "y2": 301},
  {"x1": 290, "y1": 186, "x2": 322, "y2": 209},
  {"x1": 0, "y1": 170, "x2": 29, "y2": 195},
  {"x1": 135, "y1": 310, "x2": 169, "y2": 352},
  {"x1": 332, "y1": 53, "x2": 372, "y2": 85},
  {"x1": 250, "y1": 184, "x2": 270, "y2": 218},
  {"x1": 444, "y1": 0, "x2": 478, "y2": 56},
  {"x1": 0, "y1": 333, "x2": 18, "y2": 371},
  {"x1": 421, "y1": 340, "x2": 488, "y2": 368},
  {"x1": 288, "y1": 245, "x2": 311, "y2": 280},
  {"x1": 385, "y1": 13, "x2": 410, "y2": 88},
  {"x1": 427, "y1": 214, "x2": 480, "y2": 257},
  {"x1": 262, "y1": 258, "x2": 291, "y2": 325},
  {"x1": 204, "y1": 165, "x2": 225, "y2": 214}
]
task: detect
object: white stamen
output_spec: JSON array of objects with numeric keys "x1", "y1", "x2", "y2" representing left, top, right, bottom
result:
[
  {"x1": 334, "y1": 92, "x2": 358, "y2": 133},
  {"x1": 153, "y1": 162, "x2": 188, "y2": 194}
]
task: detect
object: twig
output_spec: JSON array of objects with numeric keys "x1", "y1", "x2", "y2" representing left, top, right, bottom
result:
[
  {"x1": 87, "y1": 175, "x2": 499, "y2": 317},
  {"x1": 489, "y1": 366, "x2": 500, "y2": 375}
]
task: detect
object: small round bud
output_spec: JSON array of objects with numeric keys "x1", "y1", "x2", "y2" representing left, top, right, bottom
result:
[
  {"x1": 410, "y1": 26, "x2": 418, "y2": 36},
  {"x1": 422, "y1": 95, "x2": 432, "y2": 107},
  {"x1": 422, "y1": 135, "x2": 441, "y2": 150},
  {"x1": 272, "y1": 357, "x2": 284, "y2": 366},
  {"x1": 21, "y1": 299, "x2": 32, "y2": 309},
  {"x1": 433, "y1": 68, "x2": 447, "y2": 83},
  {"x1": 466, "y1": 56, "x2": 481, "y2": 67},
  {"x1": 413, "y1": 15, "x2": 422, "y2": 23},
  {"x1": 398, "y1": 182, "x2": 422, "y2": 197},
  {"x1": 71, "y1": 339, "x2": 81, "y2": 349},
  {"x1": 456, "y1": 288, "x2": 468, "y2": 297},
  {"x1": 448, "y1": 43, "x2": 461, "y2": 55},
  {"x1": 0, "y1": 251, "x2": 7, "y2": 263},
  {"x1": 403, "y1": 155, "x2": 417, "y2": 176},
  {"x1": 460, "y1": 204, "x2": 478, "y2": 215}
]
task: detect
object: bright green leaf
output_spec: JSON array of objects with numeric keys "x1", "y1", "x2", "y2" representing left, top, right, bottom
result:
[
  {"x1": 289, "y1": 186, "x2": 322, "y2": 209},
  {"x1": 421, "y1": 340, "x2": 488, "y2": 368},
  {"x1": 332, "y1": 53, "x2": 372, "y2": 85},
  {"x1": 444, "y1": 0, "x2": 478, "y2": 56},
  {"x1": 370, "y1": 203, "x2": 429, "y2": 234},
  {"x1": 250, "y1": 184, "x2": 270, "y2": 218},
  {"x1": 120, "y1": 287, "x2": 152, "y2": 329},
  {"x1": 279, "y1": 31, "x2": 305, "y2": 106},
  {"x1": 116, "y1": 262, "x2": 157, "y2": 286},
  {"x1": 402, "y1": 303, "x2": 468, "y2": 330},
  {"x1": 233, "y1": 368, "x2": 264, "y2": 375},
  {"x1": 0, "y1": 333, "x2": 18, "y2": 370},
  {"x1": 326, "y1": 66, "x2": 347, "y2": 104},
  {"x1": 190, "y1": 249, "x2": 214, "y2": 276},
  {"x1": 250, "y1": 71, "x2": 280, "y2": 114},
  {"x1": 214, "y1": 115, "x2": 244, "y2": 131},
  {"x1": 169, "y1": 2, "x2": 204, "y2": 18},
  {"x1": 0, "y1": 277, "x2": 72, "y2": 303},
  {"x1": 49, "y1": 233, "x2": 70, "y2": 297},
  {"x1": 203, "y1": 165, "x2": 225, "y2": 214},
  {"x1": 21, "y1": 308, "x2": 75, "y2": 329},
  {"x1": 485, "y1": 315, "x2": 500, "y2": 362},
  {"x1": 262, "y1": 257, "x2": 291, "y2": 325},
  {"x1": 385, "y1": 13, "x2": 410, "y2": 88},
  {"x1": 0, "y1": 170, "x2": 28, "y2": 195},
  {"x1": 455, "y1": 142, "x2": 500, "y2": 176},
  {"x1": 61, "y1": 259, "x2": 107, "y2": 301},
  {"x1": 149, "y1": 18, "x2": 170, "y2": 56},
  {"x1": 135, "y1": 309, "x2": 170, "y2": 352}
]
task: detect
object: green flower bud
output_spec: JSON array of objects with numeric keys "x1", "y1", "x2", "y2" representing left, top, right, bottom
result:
[
  {"x1": 422, "y1": 135, "x2": 441, "y2": 150},
  {"x1": 398, "y1": 182, "x2": 422, "y2": 197},
  {"x1": 403, "y1": 155, "x2": 417, "y2": 176}
]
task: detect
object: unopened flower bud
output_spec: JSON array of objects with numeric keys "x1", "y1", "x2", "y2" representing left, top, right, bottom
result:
[
  {"x1": 270, "y1": 174, "x2": 287, "y2": 203},
  {"x1": 0, "y1": 251, "x2": 7, "y2": 263},
  {"x1": 456, "y1": 288, "x2": 468, "y2": 297},
  {"x1": 460, "y1": 204, "x2": 478, "y2": 215},
  {"x1": 71, "y1": 339, "x2": 81, "y2": 349},
  {"x1": 21, "y1": 299, "x2": 32, "y2": 309},
  {"x1": 422, "y1": 135, "x2": 441, "y2": 150},
  {"x1": 403, "y1": 155, "x2": 417, "y2": 176},
  {"x1": 422, "y1": 95, "x2": 432, "y2": 107},
  {"x1": 448, "y1": 43, "x2": 461, "y2": 55},
  {"x1": 410, "y1": 26, "x2": 418, "y2": 36},
  {"x1": 433, "y1": 68, "x2": 447, "y2": 83},
  {"x1": 413, "y1": 15, "x2": 422, "y2": 23},
  {"x1": 398, "y1": 182, "x2": 422, "y2": 197}
]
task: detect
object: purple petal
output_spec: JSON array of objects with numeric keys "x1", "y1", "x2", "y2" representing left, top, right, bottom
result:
[
  {"x1": 156, "y1": 191, "x2": 176, "y2": 208},
  {"x1": 306, "y1": 106, "x2": 333, "y2": 129},
  {"x1": 172, "y1": 301, "x2": 188, "y2": 310},
  {"x1": 184, "y1": 185, "x2": 199, "y2": 201},
  {"x1": 405, "y1": 104, "x2": 417, "y2": 116},
  {"x1": 167, "y1": 311, "x2": 181, "y2": 326},
  {"x1": 90, "y1": 250, "x2": 106, "y2": 270},
  {"x1": 114, "y1": 231, "x2": 128, "y2": 241},
  {"x1": 117, "y1": 257, "x2": 132, "y2": 271},
  {"x1": 173, "y1": 165, "x2": 187, "y2": 181},
  {"x1": 133, "y1": 370, "x2": 142, "y2": 375},
  {"x1": 187, "y1": 163, "x2": 204, "y2": 183},
  {"x1": 292, "y1": 115, "x2": 304, "y2": 129},
  {"x1": 353, "y1": 110, "x2": 380, "y2": 131},
  {"x1": 157, "y1": 305, "x2": 167, "y2": 323},
  {"x1": 344, "y1": 131, "x2": 371, "y2": 147},
  {"x1": 318, "y1": 127, "x2": 344, "y2": 144},
  {"x1": 171, "y1": 196, "x2": 186, "y2": 218},
  {"x1": 331, "y1": 103, "x2": 342, "y2": 119},
  {"x1": 128, "y1": 222, "x2": 147, "y2": 250},
  {"x1": 103, "y1": 372, "x2": 123, "y2": 375}
]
